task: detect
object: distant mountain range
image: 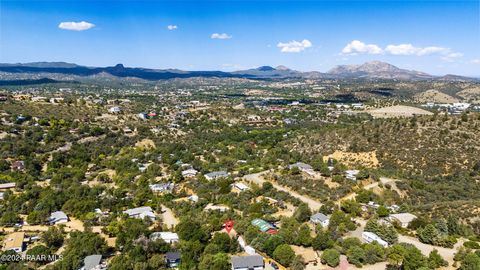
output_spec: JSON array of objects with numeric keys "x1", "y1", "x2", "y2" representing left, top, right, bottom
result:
[{"x1": 0, "y1": 61, "x2": 477, "y2": 82}]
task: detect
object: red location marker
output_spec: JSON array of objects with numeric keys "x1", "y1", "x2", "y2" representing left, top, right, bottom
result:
[{"x1": 224, "y1": 220, "x2": 234, "y2": 233}]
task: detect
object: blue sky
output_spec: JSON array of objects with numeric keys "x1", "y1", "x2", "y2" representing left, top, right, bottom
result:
[{"x1": 1, "y1": 0, "x2": 479, "y2": 75}]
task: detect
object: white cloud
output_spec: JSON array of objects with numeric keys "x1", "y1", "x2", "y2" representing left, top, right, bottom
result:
[
  {"x1": 341, "y1": 40, "x2": 383, "y2": 55},
  {"x1": 385, "y1": 44, "x2": 451, "y2": 56},
  {"x1": 277, "y1": 39, "x2": 312, "y2": 53},
  {"x1": 58, "y1": 21, "x2": 95, "y2": 31},
  {"x1": 167, "y1": 25, "x2": 178, "y2": 30},
  {"x1": 342, "y1": 40, "x2": 463, "y2": 61},
  {"x1": 211, "y1": 33, "x2": 232, "y2": 39},
  {"x1": 471, "y1": 59, "x2": 480, "y2": 64}
]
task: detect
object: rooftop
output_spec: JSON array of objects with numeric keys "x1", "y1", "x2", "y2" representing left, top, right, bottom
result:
[
  {"x1": 3, "y1": 232, "x2": 24, "y2": 250},
  {"x1": 231, "y1": 255, "x2": 264, "y2": 268}
]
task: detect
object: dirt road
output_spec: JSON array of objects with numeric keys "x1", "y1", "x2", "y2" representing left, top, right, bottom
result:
[
  {"x1": 351, "y1": 219, "x2": 461, "y2": 269},
  {"x1": 243, "y1": 171, "x2": 323, "y2": 211},
  {"x1": 160, "y1": 204, "x2": 179, "y2": 229}
]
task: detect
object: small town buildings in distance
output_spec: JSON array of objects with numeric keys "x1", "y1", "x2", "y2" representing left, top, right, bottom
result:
[
  {"x1": 0, "y1": 192, "x2": 4, "y2": 200},
  {"x1": 204, "y1": 171, "x2": 229, "y2": 181},
  {"x1": 108, "y1": 106, "x2": 121, "y2": 114},
  {"x1": 389, "y1": 213, "x2": 417, "y2": 228},
  {"x1": 204, "y1": 203, "x2": 230, "y2": 212},
  {"x1": 165, "y1": 251, "x2": 181, "y2": 268},
  {"x1": 232, "y1": 182, "x2": 250, "y2": 192},
  {"x1": 149, "y1": 183, "x2": 175, "y2": 193},
  {"x1": 188, "y1": 194, "x2": 199, "y2": 203},
  {"x1": 345, "y1": 169, "x2": 360, "y2": 181},
  {"x1": 79, "y1": 254, "x2": 106, "y2": 270},
  {"x1": 2, "y1": 232, "x2": 25, "y2": 253},
  {"x1": 123, "y1": 206, "x2": 156, "y2": 221},
  {"x1": 231, "y1": 254, "x2": 264, "y2": 270},
  {"x1": 137, "y1": 112, "x2": 148, "y2": 120},
  {"x1": 181, "y1": 168, "x2": 198, "y2": 178},
  {"x1": 48, "y1": 211, "x2": 69, "y2": 225},
  {"x1": 362, "y1": 231, "x2": 389, "y2": 248},
  {"x1": 150, "y1": 232, "x2": 179, "y2": 244},
  {"x1": 310, "y1": 213, "x2": 330, "y2": 227},
  {"x1": 289, "y1": 162, "x2": 315, "y2": 176}
]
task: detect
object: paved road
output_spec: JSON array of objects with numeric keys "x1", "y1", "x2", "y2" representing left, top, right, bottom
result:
[{"x1": 243, "y1": 171, "x2": 323, "y2": 211}]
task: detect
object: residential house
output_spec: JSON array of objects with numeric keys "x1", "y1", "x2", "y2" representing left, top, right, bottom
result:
[
  {"x1": 79, "y1": 254, "x2": 106, "y2": 270},
  {"x1": 188, "y1": 194, "x2": 199, "y2": 203},
  {"x1": 123, "y1": 206, "x2": 156, "y2": 221},
  {"x1": 108, "y1": 106, "x2": 121, "y2": 113},
  {"x1": 165, "y1": 251, "x2": 181, "y2": 268},
  {"x1": 137, "y1": 113, "x2": 148, "y2": 120},
  {"x1": 289, "y1": 162, "x2": 315, "y2": 176},
  {"x1": 205, "y1": 171, "x2": 229, "y2": 181},
  {"x1": 49, "y1": 211, "x2": 69, "y2": 225},
  {"x1": 149, "y1": 183, "x2": 175, "y2": 193},
  {"x1": 232, "y1": 182, "x2": 250, "y2": 192},
  {"x1": 362, "y1": 231, "x2": 389, "y2": 247},
  {"x1": 231, "y1": 255, "x2": 264, "y2": 270},
  {"x1": 181, "y1": 168, "x2": 198, "y2": 178},
  {"x1": 204, "y1": 203, "x2": 230, "y2": 212},
  {"x1": 345, "y1": 170, "x2": 360, "y2": 181},
  {"x1": 389, "y1": 213, "x2": 417, "y2": 228},
  {"x1": 310, "y1": 213, "x2": 330, "y2": 227},
  {"x1": 150, "y1": 232, "x2": 179, "y2": 244},
  {"x1": 2, "y1": 232, "x2": 25, "y2": 253}
]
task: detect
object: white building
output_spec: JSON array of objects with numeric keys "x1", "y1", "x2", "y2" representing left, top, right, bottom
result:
[
  {"x1": 289, "y1": 162, "x2": 315, "y2": 176},
  {"x1": 232, "y1": 182, "x2": 250, "y2": 192},
  {"x1": 181, "y1": 168, "x2": 198, "y2": 178},
  {"x1": 310, "y1": 213, "x2": 329, "y2": 227},
  {"x1": 389, "y1": 213, "x2": 417, "y2": 228},
  {"x1": 123, "y1": 206, "x2": 156, "y2": 221},
  {"x1": 345, "y1": 170, "x2": 360, "y2": 181},
  {"x1": 48, "y1": 211, "x2": 68, "y2": 225},
  {"x1": 149, "y1": 183, "x2": 174, "y2": 193},
  {"x1": 108, "y1": 106, "x2": 121, "y2": 114},
  {"x1": 362, "y1": 231, "x2": 388, "y2": 247},
  {"x1": 205, "y1": 171, "x2": 229, "y2": 181},
  {"x1": 150, "y1": 232, "x2": 179, "y2": 244}
]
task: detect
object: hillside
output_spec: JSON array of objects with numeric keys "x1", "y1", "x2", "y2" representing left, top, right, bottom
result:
[{"x1": 288, "y1": 114, "x2": 480, "y2": 177}]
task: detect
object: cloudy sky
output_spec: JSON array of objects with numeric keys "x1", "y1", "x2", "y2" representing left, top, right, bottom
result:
[{"x1": 1, "y1": 0, "x2": 479, "y2": 76}]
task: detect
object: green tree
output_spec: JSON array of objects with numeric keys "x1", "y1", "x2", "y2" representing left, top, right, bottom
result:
[
  {"x1": 340, "y1": 199, "x2": 361, "y2": 216},
  {"x1": 428, "y1": 249, "x2": 448, "y2": 269},
  {"x1": 295, "y1": 224, "x2": 312, "y2": 247},
  {"x1": 42, "y1": 226, "x2": 64, "y2": 249},
  {"x1": 291, "y1": 255, "x2": 305, "y2": 270},
  {"x1": 460, "y1": 253, "x2": 480, "y2": 270},
  {"x1": 347, "y1": 245, "x2": 366, "y2": 267},
  {"x1": 321, "y1": 249, "x2": 340, "y2": 267},
  {"x1": 312, "y1": 230, "x2": 334, "y2": 251},
  {"x1": 199, "y1": 253, "x2": 231, "y2": 270},
  {"x1": 293, "y1": 203, "x2": 312, "y2": 223},
  {"x1": 364, "y1": 243, "x2": 385, "y2": 264},
  {"x1": 376, "y1": 205, "x2": 390, "y2": 217},
  {"x1": 273, "y1": 244, "x2": 296, "y2": 267},
  {"x1": 402, "y1": 244, "x2": 428, "y2": 270}
]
